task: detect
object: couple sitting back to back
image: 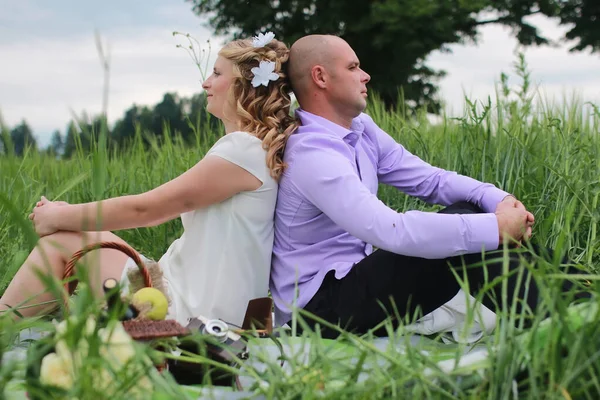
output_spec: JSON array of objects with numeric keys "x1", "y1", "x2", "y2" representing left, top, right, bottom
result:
[{"x1": 1, "y1": 34, "x2": 587, "y2": 340}]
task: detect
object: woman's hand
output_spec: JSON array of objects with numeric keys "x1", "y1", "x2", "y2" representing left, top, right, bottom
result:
[
  {"x1": 35, "y1": 197, "x2": 69, "y2": 208},
  {"x1": 28, "y1": 196, "x2": 65, "y2": 237}
]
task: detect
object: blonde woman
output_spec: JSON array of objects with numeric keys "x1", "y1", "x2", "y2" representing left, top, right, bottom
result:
[{"x1": 1, "y1": 33, "x2": 297, "y2": 326}]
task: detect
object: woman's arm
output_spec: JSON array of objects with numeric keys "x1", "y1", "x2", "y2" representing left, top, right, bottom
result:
[{"x1": 32, "y1": 155, "x2": 261, "y2": 236}]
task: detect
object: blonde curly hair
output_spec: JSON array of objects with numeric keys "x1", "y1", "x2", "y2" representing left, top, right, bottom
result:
[{"x1": 219, "y1": 38, "x2": 298, "y2": 180}]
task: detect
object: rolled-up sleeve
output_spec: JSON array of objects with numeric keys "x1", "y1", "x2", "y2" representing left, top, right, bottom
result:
[{"x1": 288, "y1": 135, "x2": 500, "y2": 259}]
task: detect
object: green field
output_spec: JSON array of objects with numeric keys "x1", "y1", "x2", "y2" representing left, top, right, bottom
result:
[{"x1": 2, "y1": 66, "x2": 600, "y2": 399}]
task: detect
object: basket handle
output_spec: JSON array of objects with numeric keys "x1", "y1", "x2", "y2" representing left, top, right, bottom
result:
[{"x1": 63, "y1": 241, "x2": 152, "y2": 296}]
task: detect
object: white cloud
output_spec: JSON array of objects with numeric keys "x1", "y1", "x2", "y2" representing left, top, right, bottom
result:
[
  {"x1": 427, "y1": 16, "x2": 600, "y2": 116},
  {"x1": 1, "y1": 4, "x2": 599, "y2": 148},
  {"x1": 0, "y1": 0, "x2": 55, "y2": 24},
  {"x1": 0, "y1": 26, "x2": 219, "y2": 145}
]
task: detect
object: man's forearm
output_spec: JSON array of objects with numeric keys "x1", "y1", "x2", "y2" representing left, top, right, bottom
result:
[
  {"x1": 417, "y1": 170, "x2": 510, "y2": 212},
  {"x1": 363, "y1": 208, "x2": 500, "y2": 259}
]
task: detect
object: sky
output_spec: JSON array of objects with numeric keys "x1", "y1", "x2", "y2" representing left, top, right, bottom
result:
[{"x1": 1, "y1": 1, "x2": 599, "y2": 148}]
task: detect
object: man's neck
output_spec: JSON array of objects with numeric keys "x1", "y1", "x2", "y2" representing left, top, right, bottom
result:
[{"x1": 301, "y1": 103, "x2": 353, "y2": 130}]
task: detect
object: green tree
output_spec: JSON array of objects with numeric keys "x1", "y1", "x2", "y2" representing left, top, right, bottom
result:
[
  {"x1": 10, "y1": 120, "x2": 37, "y2": 156},
  {"x1": 63, "y1": 121, "x2": 85, "y2": 158},
  {"x1": 558, "y1": 0, "x2": 600, "y2": 52},
  {"x1": 151, "y1": 93, "x2": 189, "y2": 140},
  {"x1": 188, "y1": 0, "x2": 599, "y2": 112},
  {"x1": 63, "y1": 116, "x2": 111, "y2": 158},
  {"x1": 0, "y1": 111, "x2": 8, "y2": 156},
  {"x1": 49, "y1": 130, "x2": 64, "y2": 156},
  {"x1": 185, "y1": 92, "x2": 222, "y2": 138},
  {"x1": 112, "y1": 105, "x2": 153, "y2": 147},
  {"x1": 110, "y1": 93, "x2": 220, "y2": 149}
]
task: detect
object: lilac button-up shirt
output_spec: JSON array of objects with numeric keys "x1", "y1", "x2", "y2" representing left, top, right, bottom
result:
[{"x1": 270, "y1": 109, "x2": 510, "y2": 325}]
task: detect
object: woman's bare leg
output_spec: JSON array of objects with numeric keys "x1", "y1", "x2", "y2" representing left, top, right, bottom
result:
[{"x1": 0, "y1": 231, "x2": 134, "y2": 318}]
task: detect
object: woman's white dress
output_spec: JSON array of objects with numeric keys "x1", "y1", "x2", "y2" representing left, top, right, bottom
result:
[{"x1": 122, "y1": 131, "x2": 277, "y2": 326}]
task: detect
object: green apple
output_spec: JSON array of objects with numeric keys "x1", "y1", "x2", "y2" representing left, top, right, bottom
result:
[{"x1": 131, "y1": 288, "x2": 168, "y2": 320}]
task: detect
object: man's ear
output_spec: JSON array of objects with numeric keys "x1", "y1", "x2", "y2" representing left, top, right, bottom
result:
[{"x1": 311, "y1": 65, "x2": 327, "y2": 89}]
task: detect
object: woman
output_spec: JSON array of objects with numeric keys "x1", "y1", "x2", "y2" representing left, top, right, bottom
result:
[{"x1": 0, "y1": 33, "x2": 297, "y2": 326}]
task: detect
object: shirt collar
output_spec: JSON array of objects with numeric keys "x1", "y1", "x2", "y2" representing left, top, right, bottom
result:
[{"x1": 295, "y1": 109, "x2": 365, "y2": 146}]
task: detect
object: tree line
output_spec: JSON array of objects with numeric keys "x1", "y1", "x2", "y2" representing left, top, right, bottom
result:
[
  {"x1": 4, "y1": 0, "x2": 598, "y2": 157},
  {"x1": 189, "y1": 0, "x2": 599, "y2": 113},
  {"x1": 0, "y1": 92, "x2": 220, "y2": 158}
]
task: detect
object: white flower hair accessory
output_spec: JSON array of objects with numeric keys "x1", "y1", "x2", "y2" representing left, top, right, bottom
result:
[
  {"x1": 251, "y1": 60, "x2": 279, "y2": 87},
  {"x1": 252, "y1": 31, "x2": 275, "y2": 47}
]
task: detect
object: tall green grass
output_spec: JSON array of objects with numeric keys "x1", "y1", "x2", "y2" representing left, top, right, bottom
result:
[{"x1": 1, "y1": 57, "x2": 600, "y2": 399}]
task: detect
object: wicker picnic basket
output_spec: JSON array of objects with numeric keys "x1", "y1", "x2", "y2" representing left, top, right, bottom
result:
[
  {"x1": 61, "y1": 242, "x2": 275, "y2": 387},
  {"x1": 64, "y1": 241, "x2": 151, "y2": 296},
  {"x1": 63, "y1": 241, "x2": 189, "y2": 340}
]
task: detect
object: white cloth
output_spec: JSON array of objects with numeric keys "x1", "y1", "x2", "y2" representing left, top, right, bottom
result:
[
  {"x1": 123, "y1": 131, "x2": 277, "y2": 327},
  {"x1": 404, "y1": 289, "x2": 497, "y2": 344}
]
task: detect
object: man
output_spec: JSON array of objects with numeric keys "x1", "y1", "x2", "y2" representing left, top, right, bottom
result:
[{"x1": 270, "y1": 35, "x2": 561, "y2": 340}]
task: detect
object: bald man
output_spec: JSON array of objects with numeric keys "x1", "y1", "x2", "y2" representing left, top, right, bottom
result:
[{"x1": 270, "y1": 35, "x2": 583, "y2": 339}]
